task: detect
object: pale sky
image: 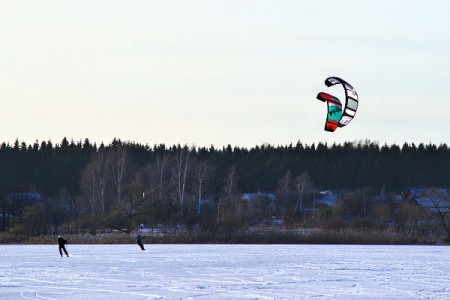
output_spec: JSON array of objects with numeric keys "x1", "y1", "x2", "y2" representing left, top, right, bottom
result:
[{"x1": 1, "y1": 0, "x2": 449, "y2": 148}]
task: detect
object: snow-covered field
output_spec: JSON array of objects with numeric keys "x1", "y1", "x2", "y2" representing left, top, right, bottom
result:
[{"x1": 0, "y1": 244, "x2": 448, "y2": 299}]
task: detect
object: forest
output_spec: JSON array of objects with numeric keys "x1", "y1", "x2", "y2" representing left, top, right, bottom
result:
[{"x1": 1, "y1": 138, "x2": 449, "y2": 243}]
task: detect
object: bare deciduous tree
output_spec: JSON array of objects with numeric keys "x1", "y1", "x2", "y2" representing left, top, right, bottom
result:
[
  {"x1": 195, "y1": 161, "x2": 215, "y2": 215},
  {"x1": 277, "y1": 170, "x2": 292, "y2": 201},
  {"x1": 294, "y1": 172, "x2": 314, "y2": 216},
  {"x1": 427, "y1": 188, "x2": 450, "y2": 242},
  {"x1": 174, "y1": 147, "x2": 192, "y2": 209},
  {"x1": 394, "y1": 201, "x2": 423, "y2": 237},
  {"x1": 110, "y1": 145, "x2": 129, "y2": 204},
  {"x1": 80, "y1": 163, "x2": 97, "y2": 216},
  {"x1": 276, "y1": 170, "x2": 294, "y2": 215},
  {"x1": 154, "y1": 154, "x2": 171, "y2": 203},
  {"x1": 217, "y1": 165, "x2": 240, "y2": 227},
  {"x1": 105, "y1": 171, "x2": 147, "y2": 233},
  {"x1": 93, "y1": 150, "x2": 110, "y2": 214},
  {"x1": 80, "y1": 150, "x2": 110, "y2": 215}
]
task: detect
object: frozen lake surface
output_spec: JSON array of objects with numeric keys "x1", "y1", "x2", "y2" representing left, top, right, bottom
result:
[{"x1": 0, "y1": 244, "x2": 449, "y2": 299}]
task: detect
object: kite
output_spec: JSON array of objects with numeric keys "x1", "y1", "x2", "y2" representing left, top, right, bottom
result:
[{"x1": 317, "y1": 76, "x2": 359, "y2": 131}]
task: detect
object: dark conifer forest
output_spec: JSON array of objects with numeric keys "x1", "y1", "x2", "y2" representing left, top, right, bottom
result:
[
  {"x1": 2, "y1": 138, "x2": 449, "y2": 196},
  {"x1": 1, "y1": 138, "x2": 449, "y2": 243}
]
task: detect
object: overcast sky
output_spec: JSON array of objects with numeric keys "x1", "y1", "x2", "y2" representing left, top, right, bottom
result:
[{"x1": 1, "y1": 1, "x2": 449, "y2": 148}]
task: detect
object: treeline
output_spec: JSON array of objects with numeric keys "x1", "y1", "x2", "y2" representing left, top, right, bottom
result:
[
  {"x1": 0, "y1": 138, "x2": 449, "y2": 239},
  {"x1": 1, "y1": 138, "x2": 449, "y2": 196}
]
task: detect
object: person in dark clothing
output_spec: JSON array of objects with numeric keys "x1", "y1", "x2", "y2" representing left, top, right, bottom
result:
[
  {"x1": 136, "y1": 234, "x2": 145, "y2": 250},
  {"x1": 58, "y1": 235, "x2": 69, "y2": 257}
]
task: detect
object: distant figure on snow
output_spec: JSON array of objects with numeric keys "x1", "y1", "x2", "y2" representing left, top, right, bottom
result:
[
  {"x1": 58, "y1": 235, "x2": 69, "y2": 257},
  {"x1": 136, "y1": 234, "x2": 145, "y2": 250}
]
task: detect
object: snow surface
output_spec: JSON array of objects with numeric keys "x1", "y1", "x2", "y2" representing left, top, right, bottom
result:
[{"x1": 0, "y1": 244, "x2": 449, "y2": 299}]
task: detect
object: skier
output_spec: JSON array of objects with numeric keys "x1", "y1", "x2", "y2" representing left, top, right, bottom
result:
[
  {"x1": 58, "y1": 235, "x2": 69, "y2": 257},
  {"x1": 136, "y1": 234, "x2": 145, "y2": 250}
]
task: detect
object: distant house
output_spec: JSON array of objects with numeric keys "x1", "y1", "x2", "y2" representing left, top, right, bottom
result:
[
  {"x1": 8, "y1": 192, "x2": 43, "y2": 204},
  {"x1": 3, "y1": 192, "x2": 44, "y2": 218},
  {"x1": 315, "y1": 191, "x2": 338, "y2": 208},
  {"x1": 0, "y1": 213, "x2": 13, "y2": 230},
  {"x1": 0, "y1": 213, "x2": 13, "y2": 221},
  {"x1": 404, "y1": 188, "x2": 450, "y2": 213},
  {"x1": 409, "y1": 198, "x2": 450, "y2": 213},
  {"x1": 241, "y1": 193, "x2": 277, "y2": 213},
  {"x1": 241, "y1": 193, "x2": 277, "y2": 202}
]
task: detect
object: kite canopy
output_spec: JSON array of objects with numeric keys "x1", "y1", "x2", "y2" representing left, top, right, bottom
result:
[
  {"x1": 317, "y1": 76, "x2": 359, "y2": 131},
  {"x1": 316, "y1": 92, "x2": 342, "y2": 132}
]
